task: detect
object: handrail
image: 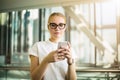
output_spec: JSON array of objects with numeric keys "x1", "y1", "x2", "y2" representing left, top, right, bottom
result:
[
  {"x1": 76, "y1": 67, "x2": 120, "y2": 72},
  {"x1": 0, "y1": 65, "x2": 30, "y2": 71}
]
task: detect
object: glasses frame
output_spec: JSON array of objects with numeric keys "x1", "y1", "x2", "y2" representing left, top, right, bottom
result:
[{"x1": 48, "y1": 23, "x2": 66, "y2": 30}]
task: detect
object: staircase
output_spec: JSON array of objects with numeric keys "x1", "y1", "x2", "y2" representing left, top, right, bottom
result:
[{"x1": 63, "y1": 6, "x2": 116, "y2": 67}]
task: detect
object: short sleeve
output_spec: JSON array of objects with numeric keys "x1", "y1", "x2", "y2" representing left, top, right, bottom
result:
[{"x1": 28, "y1": 42, "x2": 38, "y2": 57}]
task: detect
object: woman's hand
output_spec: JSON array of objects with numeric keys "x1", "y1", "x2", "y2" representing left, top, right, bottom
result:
[
  {"x1": 44, "y1": 42, "x2": 73, "y2": 65},
  {"x1": 59, "y1": 42, "x2": 73, "y2": 65},
  {"x1": 44, "y1": 48, "x2": 66, "y2": 63}
]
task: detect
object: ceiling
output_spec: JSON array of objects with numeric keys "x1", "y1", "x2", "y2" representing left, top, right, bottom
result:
[{"x1": 0, "y1": 0, "x2": 109, "y2": 12}]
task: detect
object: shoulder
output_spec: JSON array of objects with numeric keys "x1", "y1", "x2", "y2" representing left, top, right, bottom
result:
[
  {"x1": 29, "y1": 41, "x2": 47, "y2": 56},
  {"x1": 33, "y1": 41, "x2": 47, "y2": 47},
  {"x1": 32, "y1": 41, "x2": 51, "y2": 50}
]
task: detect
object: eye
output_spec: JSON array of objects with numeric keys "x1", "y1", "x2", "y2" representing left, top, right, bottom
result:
[
  {"x1": 59, "y1": 23, "x2": 66, "y2": 27},
  {"x1": 50, "y1": 23, "x2": 57, "y2": 27}
]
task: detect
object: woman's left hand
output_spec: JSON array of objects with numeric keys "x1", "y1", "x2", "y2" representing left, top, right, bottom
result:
[{"x1": 60, "y1": 42, "x2": 73, "y2": 65}]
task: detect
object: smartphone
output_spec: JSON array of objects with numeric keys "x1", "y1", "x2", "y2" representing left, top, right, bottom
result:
[{"x1": 58, "y1": 41, "x2": 68, "y2": 49}]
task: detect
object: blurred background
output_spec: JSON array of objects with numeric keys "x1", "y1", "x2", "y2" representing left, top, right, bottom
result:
[{"x1": 0, "y1": 0, "x2": 120, "y2": 80}]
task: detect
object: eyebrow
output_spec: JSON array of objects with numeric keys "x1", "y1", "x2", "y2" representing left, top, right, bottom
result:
[{"x1": 49, "y1": 23, "x2": 66, "y2": 24}]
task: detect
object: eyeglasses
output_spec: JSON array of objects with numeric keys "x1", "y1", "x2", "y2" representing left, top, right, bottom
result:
[{"x1": 48, "y1": 23, "x2": 66, "y2": 30}]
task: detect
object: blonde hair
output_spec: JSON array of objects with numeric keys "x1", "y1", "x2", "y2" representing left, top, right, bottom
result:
[{"x1": 48, "y1": 12, "x2": 66, "y2": 23}]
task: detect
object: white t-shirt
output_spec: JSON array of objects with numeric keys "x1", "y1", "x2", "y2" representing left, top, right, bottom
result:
[{"x1": 29, "y1": 40, "x2": 75, "y2": 80}]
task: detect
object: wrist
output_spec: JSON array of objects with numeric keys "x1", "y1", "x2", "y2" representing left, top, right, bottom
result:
[
  {"x1": 67, "y1": 58, "x2": 74, "y2": 65},
  {"x1": 43, "y1": 56, "x2": 49, "y2": 64}
]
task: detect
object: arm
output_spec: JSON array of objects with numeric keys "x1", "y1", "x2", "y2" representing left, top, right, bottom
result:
[
  {"x1": 62, "y1": 42, "x2": 77, "y2": 80},
  {"x1": 29, "y1": 55, "x2": 49, "y2": 80},
  {"x1": 29, "y1": 49, "x2": 65, "y2": 80},
  {"x1": 66, "y1": 59, "x2": 77, "y2": 80}
]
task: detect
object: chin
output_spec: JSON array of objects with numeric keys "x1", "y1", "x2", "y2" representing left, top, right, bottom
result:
[{"x1": 54, "y1": 35, "x2": 61, "y2": 39}]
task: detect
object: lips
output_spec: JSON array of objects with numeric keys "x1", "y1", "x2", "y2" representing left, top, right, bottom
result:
[{"x1": 54, "y1": 32, "x2": 60, "y2": 35}]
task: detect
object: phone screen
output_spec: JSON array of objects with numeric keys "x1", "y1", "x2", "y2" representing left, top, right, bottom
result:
[{"x1": 58, "y1": 42, "x2": 68, "y2": 49}]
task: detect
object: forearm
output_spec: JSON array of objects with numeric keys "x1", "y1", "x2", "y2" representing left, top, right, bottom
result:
[
  {"x1": 31, "y1": 58, "x2": 49, "y2": 80},
  {"x1": 66, "y1": 64, "x2": 77, "y2": 80}
]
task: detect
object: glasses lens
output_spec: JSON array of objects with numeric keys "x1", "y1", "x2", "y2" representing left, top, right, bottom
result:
[
  {"x1": 59, "y1": 23, "x2": 66, "y2": 29},
  {"x1": 49, "y1": 23, "x2": 57, "y2": 29}
]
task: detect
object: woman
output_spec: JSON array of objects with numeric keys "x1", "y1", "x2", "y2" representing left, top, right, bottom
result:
[{"x1": 29, "y1": 12, "x2": 76, "y2": 80}]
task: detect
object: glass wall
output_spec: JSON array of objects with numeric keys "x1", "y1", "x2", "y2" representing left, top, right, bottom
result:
[
  {"x1": 0, "y1": 0, "x2": 120, "y2": 79},
  {"x1": 0, "y1": 7, "x2": 66, "y2": 80},
  {"x1": 70, "y1": 1, "x2": 118, "y2": 67}
]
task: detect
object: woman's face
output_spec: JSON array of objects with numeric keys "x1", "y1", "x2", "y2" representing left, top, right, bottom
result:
[{"x1": 48, "y1": 15, "x2": 66, "y2": 41}]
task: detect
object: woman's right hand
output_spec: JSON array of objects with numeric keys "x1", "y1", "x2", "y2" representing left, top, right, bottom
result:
[{"x1": 44, "y1": 48, "x2": 66, "y2": 63}]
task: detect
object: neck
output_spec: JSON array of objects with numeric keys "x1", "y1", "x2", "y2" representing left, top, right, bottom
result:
[{"x1": 49, "y1": 38, "x2": 60, "y2": 43}]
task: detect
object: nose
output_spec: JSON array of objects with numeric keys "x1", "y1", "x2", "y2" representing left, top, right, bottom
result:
[{"x1": 55, "y1": 26, "x2": 60, "y2": 30}]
